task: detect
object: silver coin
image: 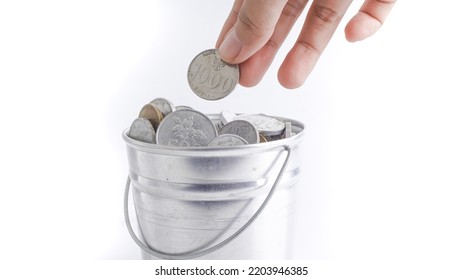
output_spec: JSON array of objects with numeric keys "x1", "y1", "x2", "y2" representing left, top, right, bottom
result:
[
  {"x1": 219, "y1": 110, "x2": 236, "y2": 124},
  {"x1": 128, "y1": 118, "x2": 156, "y2": 143},
  {"x1": 156, "y1": 109, "x2": 218, "y2": 147},
  {"x1": 218, "y1": 120, "x2": 259, "y2": 144},
  {"x1": 150, "y1": 97, "x2": 175, "y2": 117},
  {"x1": 176, "y1": 105, "x2": 194, "y2": 111},
  {"x1": 208, "y1": 134, "x2": 249, "y2": 147},
  {"x1": 284, "y1": 121, "x2": 292, "y2": 138},
  {"x1": 187, "y1": 49, "x2": 239, "y2": 100},
  {"x1": 234, "y1": 114, "x2": 285, "y2": 136},
  {"x1": 265, "y1": 134, "x2": 283, "y2": 141},
  {"x1": 212, "y1": 118, "x2": 224, "y2": 131},
  {"x1": 207, "y1": 114, "x2": 224, "y2": 131}
]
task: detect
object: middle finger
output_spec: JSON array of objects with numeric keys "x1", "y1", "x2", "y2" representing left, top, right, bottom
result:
[
  {"x1": 278, "y1": 0, "x2": 353, "y2": 88},
  {"x1": 239, "y1": 0, "x2": 310, "y2": 86}
]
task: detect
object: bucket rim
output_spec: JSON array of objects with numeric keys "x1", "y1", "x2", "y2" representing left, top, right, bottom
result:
[{"x1": 122, "y1": 115, "x2": 305, "y2": 154}]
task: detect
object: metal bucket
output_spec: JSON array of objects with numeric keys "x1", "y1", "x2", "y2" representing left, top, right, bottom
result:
[{"x1": 123, "y1": 115, "x2": 305, "y2": 259}]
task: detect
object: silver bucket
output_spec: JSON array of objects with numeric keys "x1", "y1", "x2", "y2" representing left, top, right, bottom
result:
[{"x1": 123, "y1": 115, "x2": 305, "y2": 259}]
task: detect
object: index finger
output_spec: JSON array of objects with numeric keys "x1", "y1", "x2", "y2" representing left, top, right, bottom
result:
[{"x1": 217, "y1": 0, "x2": 288, "y2": 64}]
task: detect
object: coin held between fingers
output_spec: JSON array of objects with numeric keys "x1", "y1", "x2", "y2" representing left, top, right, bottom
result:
[{"x1": 188, "y1": 49, "x2": 239, "y2": 101}]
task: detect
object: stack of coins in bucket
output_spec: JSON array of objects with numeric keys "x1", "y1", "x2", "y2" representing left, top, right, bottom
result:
[{"x1": 128, "y1": 49, "x2": 296, "y2": 147}]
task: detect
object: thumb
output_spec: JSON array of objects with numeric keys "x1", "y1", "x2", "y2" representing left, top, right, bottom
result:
[{"x1": 218, "y1": 0, "x2": 287, "y2": 64}]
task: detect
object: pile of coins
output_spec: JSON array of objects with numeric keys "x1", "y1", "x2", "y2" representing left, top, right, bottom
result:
[
  {"x1": 128, "y1": 49, "x2": 295, "y2": 147},
  {"x1": 128, "y1": 97, "x2": 295, "y2": 147}
]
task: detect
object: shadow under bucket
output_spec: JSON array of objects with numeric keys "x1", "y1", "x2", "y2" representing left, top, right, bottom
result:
[{"x1": 123, "y1": 115, "x2": 305, "y2": 259}]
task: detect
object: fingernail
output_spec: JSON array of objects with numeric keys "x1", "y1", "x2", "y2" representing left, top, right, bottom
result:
[{"x1": 218, "y1": 29, "x2": 242, "y2": 62}]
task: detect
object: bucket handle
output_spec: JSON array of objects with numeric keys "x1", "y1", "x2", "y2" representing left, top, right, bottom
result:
[{"x1": 124, "y1": 145, "x2": 292, "y2": 259}]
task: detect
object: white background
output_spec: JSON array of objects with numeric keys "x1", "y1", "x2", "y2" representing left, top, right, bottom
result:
[{"x1": 1, "y1": 0, "x2": 461, "y2": 278}]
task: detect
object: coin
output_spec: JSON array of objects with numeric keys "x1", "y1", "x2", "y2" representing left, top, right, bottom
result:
[
  {"x1": 208, "y1": 134, "x2": 249, "y2": 147},
  {"x1": 218, "y1": 120, "x2": 259, "y2": 144},
  {"x1": 156, "y1": 109, "x2": 218, "y2": 147},
  {"x1": 212, "y1": 118, "x2": 224, "y2": 131},
  {"x1": 150, "y1": 97, "x2": 175, "y2": 117},
  {"x1": 128, "y1": 118, "x2": 156, "y2": 143},
  {"x1": 139, "y1": 103, "x2": 163, "y2": 130},
  {"x1": 176, "y1": 105, "x2": 194, "y2": 111},
  {"x1": 259, "y1": 134, "x2": 268, "y2": 143},
  {"x1": 219, "y1": 110, "x2": 236, "y2": 125},
  {"x1": 234, "y1": 114, "x2": 285, "y2": 136},
  {"x1": 187, "y1": 49, "x2": 239, "y2": 100},
  {"x1": 284, "y1": 121, "x2": 292, "y2": 138}
]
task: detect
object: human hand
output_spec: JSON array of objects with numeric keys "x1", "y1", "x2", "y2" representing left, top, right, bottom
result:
[{"x1": 216, "y1": 0, "x2": 396, "y2": 89}]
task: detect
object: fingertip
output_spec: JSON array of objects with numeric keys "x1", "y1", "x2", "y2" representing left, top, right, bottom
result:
[
  {"x1": 345, "y1": 13, "x2": 382, "y2": 42},
  {"x1": 277, "y1": 45, "x2": 316, "y2": 89},
  {"x1": 217, "y1": 29, "x2": 242, "y2": 63},
  {"x1": 279, "y1": 80, "x2": 304, "y2": 89},
  {"x1": 344, "y1": 17, "x2": 360, "y2": 42},
  {"x1": 237, "y1": 55, "x2": 266, "y2": 87},
  {"x1": 277, "y1": 68, "x2": 305, "y2": 89},
  {"x1": 216, "y1": 28, "x2": 232, "y2": 49},
  {"x1": 239, "y1": 75, "x2": 260, "y2": 87},
  {"x1": 239, "y1": 80, "x2": 258, "y2": 88},
  {"x1": 239, "y1": 69, "x2": 260, "y2": 87}
]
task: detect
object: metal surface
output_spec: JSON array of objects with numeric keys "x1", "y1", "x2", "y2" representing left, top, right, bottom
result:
[
  {"x1": 176, "y1": 105, "x2": 193, "y2": 111},
  {"x1": 187, "y1": 49, "x2": 239, "y2": 100},
  {"x1": 208, "y1": 134, "x2": 249, "y2": 147},
  {"x1": 219, "y1": 110, "x2": 236, "y2": 124},
  {"x1": 125, "y1": 145, "x2": 290, "y2": 259},
  {"x1": 122, "y1": 115, "x2": 305, "y2": 259},
  {"x1": 235, "y1": 114, "x2": 286, "y2": 136},
  {"x1": 128, "y1": 118, "x2": 156, "y2": 144},
  {"x1": 156, "y1": 109, "x2": 218, "y2": 147},
  {"x1": 138, "y1": 103, "x2": 164, "y2": 130},
  {"x1": 284, "y1": 121, "x2": 292, "y2": 139},
  {"x1": 218, "y1": 120, "x2": 260, "y2": 144},
  {"x1": 150, "y1": 97, "x2": 175, "y2": 117}
]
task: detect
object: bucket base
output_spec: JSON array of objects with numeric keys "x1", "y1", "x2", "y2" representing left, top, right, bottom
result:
[{"x1": 137, "y1": 184, "x2": 297, "y2": 260}]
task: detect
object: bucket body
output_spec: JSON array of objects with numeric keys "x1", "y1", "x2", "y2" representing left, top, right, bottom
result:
[{"x1": 123, "y1": 115, "x2": 304, "y2": 259}]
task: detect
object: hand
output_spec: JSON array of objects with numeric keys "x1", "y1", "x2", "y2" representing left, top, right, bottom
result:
[{"x1": 216, "y1": 0, "x2": 396, "y2": 89}]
